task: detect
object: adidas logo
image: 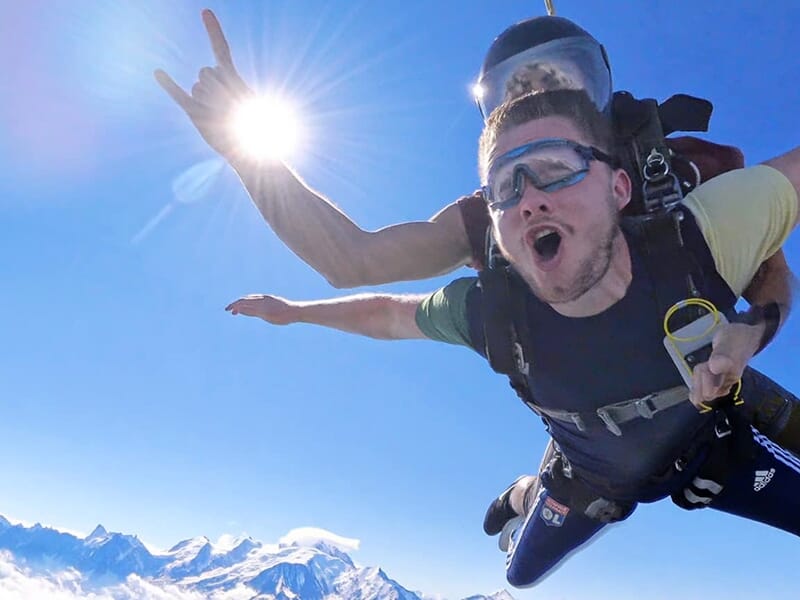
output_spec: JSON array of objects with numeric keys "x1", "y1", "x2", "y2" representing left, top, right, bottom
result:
[{"x1": 754, "y1": 468, "x2": 775, "y2": 492}]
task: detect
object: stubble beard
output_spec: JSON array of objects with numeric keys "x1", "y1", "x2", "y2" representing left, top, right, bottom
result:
[{"x1": 509, "y1": 194, "x2": 621, "y2": 305}]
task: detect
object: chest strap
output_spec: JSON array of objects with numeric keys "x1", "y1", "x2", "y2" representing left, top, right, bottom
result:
[{"x1": 534, "y1": 386, "x2": 689, "y2": 436}]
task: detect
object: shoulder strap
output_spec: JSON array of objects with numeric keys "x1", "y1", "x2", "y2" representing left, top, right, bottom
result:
[
  {"x1": 457, "y1": 192, "x2": 492, "y2": 271},
  {"x1": 623, "y1": 212, "x2": 702, "y2": 325},
  {"x1": 613, "y1": 92, "x2": 684, "y2": 216},
  {"x1": 478, "y1": 232, "x2": 531, "y2": 377},
  {"x1": 477, "y1": 232, "x2": 546, "y2": 417},
  {"x1": 622, "y1": 206, "x2": 737, "y2": 330}
]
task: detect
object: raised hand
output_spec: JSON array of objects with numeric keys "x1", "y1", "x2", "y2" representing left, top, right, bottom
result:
[
  {"x1": 226, "y1": 294, "x2": 299, "y2": 325},
  {"x1": 154, "y1": 9, "x2": 253, "y2": 162}
]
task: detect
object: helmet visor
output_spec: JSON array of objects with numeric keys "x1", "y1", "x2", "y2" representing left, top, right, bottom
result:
[{"x1": 475, "y1": 36, "x2": 612, "y2": 120}]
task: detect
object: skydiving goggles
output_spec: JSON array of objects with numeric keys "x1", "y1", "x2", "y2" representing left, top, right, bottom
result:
[
  {"x1": 474, "y1": 36, "x2": 612, "y2": 120},
  {"x1": 483, "y1": 138, "x2": 617, "y2": 211}
]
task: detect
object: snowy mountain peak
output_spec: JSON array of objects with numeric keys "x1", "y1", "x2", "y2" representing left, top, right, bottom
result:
[
  {"x1": 167, "y1": 535, "x2": 210, "y2": 554},
  {"x1": 86, "y1": 524, "x2": 108, "y2": 541},
  {"x1": 227, "y1": 536, "x2": 260, "y2": 558},
  {"x1": 463, "y1": 592, "x2": 516, "y2": 600},
  {"x1": 226, "y1": 534, "x2": 254, "y2": 546},
  {"x1": 0, "y1": 514, "x2": 514, "y2": 600},
  {"x1": 310, "y1": 540, "x2": 355, "y2": 565}
]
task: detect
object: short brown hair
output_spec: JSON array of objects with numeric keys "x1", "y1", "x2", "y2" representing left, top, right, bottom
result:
[{"x1": 478, "y1": 89, "x2": 613, "y2": 182}]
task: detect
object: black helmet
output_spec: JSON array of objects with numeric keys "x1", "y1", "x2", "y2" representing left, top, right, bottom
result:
[{"x1": 475, "y1": 16, "x2": 612, "y2": 120}]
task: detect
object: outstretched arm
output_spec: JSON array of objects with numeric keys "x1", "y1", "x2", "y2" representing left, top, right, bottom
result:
[
  {"x1": 765, "y1": 146, "x2": 800, "y2": 225},
  {"x1": 155, "y1": 9, "x2": 473, "y2": 289},
  {"x1": 742, "y1": 249, "x2": 796, "y2": 330},
  {"x1": 225, "y1": 293, "x2": 428, "y2": 340},
  {"x1": 234, "y1": 162, "x2": 474, "y2": 287}
]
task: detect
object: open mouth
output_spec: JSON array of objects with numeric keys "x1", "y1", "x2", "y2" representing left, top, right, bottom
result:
[{"x1": 532, "y1": 229, "x2": 562, "y2": 262}]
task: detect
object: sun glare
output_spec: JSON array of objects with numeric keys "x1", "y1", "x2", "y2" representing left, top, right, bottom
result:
[{"x1": 231, "y1": 95, "x2": 303, "y2": 161}]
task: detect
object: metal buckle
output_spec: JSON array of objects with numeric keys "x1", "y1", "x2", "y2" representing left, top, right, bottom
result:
[
  {"x1": 714, "y1": 414, "x2": 732, "y2": 439},
  {"x1": 561, "y1": 456, "x2": 573, "y2": 480},
  {"x1": 596, "y1": 408, "x2": 622, "y2": 436},
  {"x1": 643, "y1": 148, "x2": 670, "y2": 181},
  {"x1": 570, "y1": 413, "x2": 587, "y2": 432},
  {"x1": 512, "y1": 342, "x2": 530, "y2": 376},
  {"x1": 634, "y1": 394, "x2": 657, "y2": 419}
]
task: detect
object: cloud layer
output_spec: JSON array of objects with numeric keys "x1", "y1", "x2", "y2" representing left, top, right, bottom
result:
[
  {"x1": 279, "y1": 526, "x2": 361, "y2": 552},
  {"x1": 0, "y1": 551, "x2": 252, "y2": 600}
]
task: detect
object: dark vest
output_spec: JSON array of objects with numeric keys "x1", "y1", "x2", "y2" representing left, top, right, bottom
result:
[{"x1": 465, "y1": 207, "x2": 738, "y2": 501}]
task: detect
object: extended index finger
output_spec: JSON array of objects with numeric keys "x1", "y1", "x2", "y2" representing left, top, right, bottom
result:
[{"x1": 202, "y1": 9, "x2": 236, "y2": 70}]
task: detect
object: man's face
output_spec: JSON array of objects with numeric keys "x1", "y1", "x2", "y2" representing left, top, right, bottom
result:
[{"x1": 489, "y1": 115, "x2": 628, "y2": 305}]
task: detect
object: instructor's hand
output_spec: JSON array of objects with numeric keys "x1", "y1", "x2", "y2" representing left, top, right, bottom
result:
[
  {"x1": 689, "y1": 321, "x2": 763, "y2": 409},
  {"x1": 226, "y1": 294, "x2": 299, "y2": 325},
  {"x1": 154, "y1": 9, "x2": 252, "y2": 162}
]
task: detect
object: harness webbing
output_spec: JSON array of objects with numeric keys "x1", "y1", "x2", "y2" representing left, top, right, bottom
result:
[{"x1": 535, "y1": 385, "x2": 689, "y2": 436}]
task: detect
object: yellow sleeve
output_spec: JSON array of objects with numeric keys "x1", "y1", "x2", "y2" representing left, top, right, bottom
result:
[{"x1": 682, "y1": 165, "x2": 798, "y2": 295}]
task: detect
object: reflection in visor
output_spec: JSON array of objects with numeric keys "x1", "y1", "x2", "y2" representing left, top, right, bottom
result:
[{"x1": 476, "y1": 37, "x2": 611, "y2": 120}]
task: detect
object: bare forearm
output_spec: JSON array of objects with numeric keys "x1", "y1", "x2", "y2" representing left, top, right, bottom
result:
[
  {"x1": 232, "y1": 160, "x2": 472, "y2": 288},
  {"x1": 157, "y1": 8, "x2": 473, "y2": 289},
  {"x1": 742, "y1": 249, "x2": 796, "y2": 331},
  {"x1": 764, "y1": 147, "x2": 800, "y2": 225},
  {"x1": 289, "y1": 294, "x2": 428, "y2": 340}
]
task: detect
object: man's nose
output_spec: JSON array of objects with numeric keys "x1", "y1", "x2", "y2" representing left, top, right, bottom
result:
[{"x1": 517, "y1": 176, "x2": 553, "y2": 219}]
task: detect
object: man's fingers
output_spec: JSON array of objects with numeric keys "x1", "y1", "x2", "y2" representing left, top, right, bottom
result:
[
  {"x1": 691, "y1": 360, "x2": 739, "y2": 408},
  {"x1": 707, "y1": 352, "x2": 735, "y2": 377},
  {"x1": 154, "y1": 69, "x2": 194, "y2": 112},
  {"x1": 202, "y1": 9, "x2": 236, "y2": 70},
  {"x1": 689, "y1": 368, "x2": 703, "y2": 407},
  {"x1": 201, "y1": 10, "x2": 250, "y2": 94},
  {"x1": 703, "y1": 371, "x2": 724, "y2": 400}
]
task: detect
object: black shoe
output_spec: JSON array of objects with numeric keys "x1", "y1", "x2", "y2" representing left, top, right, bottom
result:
[{"x1": 483, "y1": 476, "x2": 528, "y2": 536}]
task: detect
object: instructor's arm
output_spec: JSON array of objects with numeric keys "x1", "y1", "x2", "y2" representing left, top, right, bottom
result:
[
  {"x1": 764, "y1": 146, "x2": 800, "y2": 226},
  {"x1": 155, "y1": 9, "x2": 472, "y2": 289},
  {"x1": 235, "y1": 169, "x2": 474, "y2": 288}
]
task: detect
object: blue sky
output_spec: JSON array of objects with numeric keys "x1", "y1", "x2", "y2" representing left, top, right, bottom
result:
[{"x1": 1, "y1": 1, "x2": 799, "y2": 598}]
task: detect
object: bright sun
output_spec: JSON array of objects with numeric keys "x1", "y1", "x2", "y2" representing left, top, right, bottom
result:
[{"x1": 231, "y1": 95, "x2": 303, "y2": 161}]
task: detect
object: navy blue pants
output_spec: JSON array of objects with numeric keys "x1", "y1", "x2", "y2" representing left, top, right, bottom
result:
[{"x1": 505, "y1": 427, "x2": 800, "y2": 588}]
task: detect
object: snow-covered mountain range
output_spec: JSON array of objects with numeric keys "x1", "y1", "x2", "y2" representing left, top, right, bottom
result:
[{"x1": 0, "y1": 515, "x2": 514, "y2": 600}]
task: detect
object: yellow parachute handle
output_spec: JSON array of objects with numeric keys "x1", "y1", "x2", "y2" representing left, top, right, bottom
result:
[{"x1": 663, "y1": 297, "x2": 720, "y2": 343}]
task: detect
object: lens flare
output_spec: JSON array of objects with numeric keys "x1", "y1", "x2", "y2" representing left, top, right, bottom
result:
[
  {"x1": 231, "y1": 95, "x2": 303, "y2": 161},
  {"x1": 472, "y1": 83, "x2": 485, "y2": 100}
]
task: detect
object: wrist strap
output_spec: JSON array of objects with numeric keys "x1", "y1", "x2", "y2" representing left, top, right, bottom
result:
[{"x1": 734, "y1": 302, "x2": 781, "y2": 354}]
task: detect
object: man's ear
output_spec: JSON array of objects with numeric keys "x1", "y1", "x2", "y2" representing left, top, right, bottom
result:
[{"x1": 612, "y1": 167, "x2": 632, "y2": 210}]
